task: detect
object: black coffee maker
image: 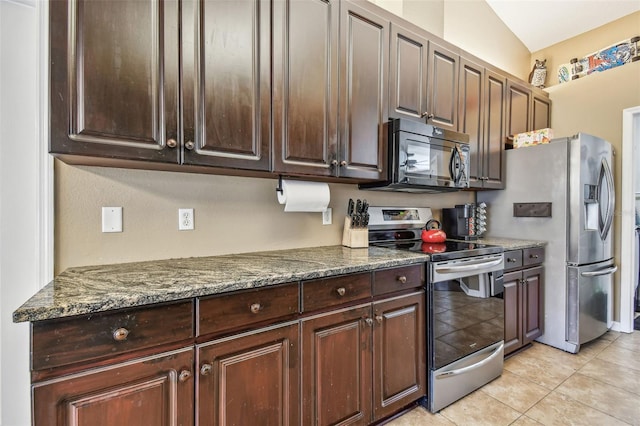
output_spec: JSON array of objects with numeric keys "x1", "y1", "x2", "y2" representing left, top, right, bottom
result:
[{"x1": 442, "y1": 204, "x2": 477, "y2": 240}]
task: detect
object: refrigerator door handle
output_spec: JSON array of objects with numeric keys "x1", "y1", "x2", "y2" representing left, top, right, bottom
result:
[
  {"x1": 580, "y1": 265, "x2": 618, "y2": 277},
  {"x1": 598, "y1": 158, "x2": 615, "y2": 241}
]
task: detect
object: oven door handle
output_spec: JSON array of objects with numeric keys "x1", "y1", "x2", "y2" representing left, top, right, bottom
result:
[
  {"x1": 435, "y1": 258, "x2": 503, "y2": 273},
  {"x1": 435, "y1": 342, "x2": 504, "y2": 379}
]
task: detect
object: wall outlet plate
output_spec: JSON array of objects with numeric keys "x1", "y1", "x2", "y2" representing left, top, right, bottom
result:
[
  {"x1": 322, "y1": 208, "x2": 332, "y2": 225},
  {"x1": 102, "y1": 207, "x2": 123, "y2": 233},
  {"x1": 179, "y1": 208, "x2": 194, "y2": 230}
]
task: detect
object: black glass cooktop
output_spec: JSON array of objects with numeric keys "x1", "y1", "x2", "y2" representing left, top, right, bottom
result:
[{"x1": 372, "y1": 239, "x2": 503, "y2": 261}]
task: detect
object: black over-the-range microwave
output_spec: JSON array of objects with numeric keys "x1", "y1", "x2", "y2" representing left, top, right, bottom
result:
[{"x1": 360, "y1": 118, "x2": 470, "y2": 193}]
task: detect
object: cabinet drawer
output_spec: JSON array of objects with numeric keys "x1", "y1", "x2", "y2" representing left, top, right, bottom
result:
[
  {"x1": 198, "y1": 284, "x2": 299, "y2": 337},
  {"x1": 504, "y1": 250, "x2": 523, "y2": 271},
  {"x1": 302, "y1": 272, "x2": 372, "y2": 312},
  {"x1": 373, "y1": 264, "x2": 424, "y2": 295},
  {"x1": 32, "y1": 301, "x2": 194, "y2": 371},
  {"x1": 523, "y1": 247, "x2": 545, "y2": 267}
]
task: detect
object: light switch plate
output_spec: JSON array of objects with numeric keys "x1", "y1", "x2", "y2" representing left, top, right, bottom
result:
[
  {"x1": 322, "y1": 208, "x2": 332, "y2": 225},
  {"x1": 102, "y1": 207, "x2": 123, "y2": 233}
]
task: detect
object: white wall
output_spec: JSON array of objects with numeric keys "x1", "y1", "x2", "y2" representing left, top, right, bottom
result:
[{"x1": 0, "y1": 0, "x2": 43, "y2": 424}]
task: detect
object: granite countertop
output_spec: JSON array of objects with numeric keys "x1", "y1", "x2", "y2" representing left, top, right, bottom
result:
[
  {"x1": 475, "y1": 237, "x2": 547, "y2": 250},
  {"x1": 13, "y1": 246, "x2": 427, "y2": 323}
]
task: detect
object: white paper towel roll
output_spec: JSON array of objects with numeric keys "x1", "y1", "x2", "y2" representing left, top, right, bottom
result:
[{"x1": 277, "y1": 179, "x2": 330, "y2": 212}]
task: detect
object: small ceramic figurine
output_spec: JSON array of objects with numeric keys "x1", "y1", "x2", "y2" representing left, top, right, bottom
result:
[{"x1": 529, "y1": 59, "x2": 547, "y2": 88}]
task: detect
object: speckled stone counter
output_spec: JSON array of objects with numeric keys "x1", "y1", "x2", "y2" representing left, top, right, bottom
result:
[
  {"x1": 13, "y1": 246, "x2": 427, "y2": 323},
  {"x1": 474, "y1": 237, "x2": 547, "y2": 251}
]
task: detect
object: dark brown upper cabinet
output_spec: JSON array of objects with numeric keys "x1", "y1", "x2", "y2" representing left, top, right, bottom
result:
[
  {"x1": 338, "y1": 0, "x2": 389, "y2": 180},
  {"x1": 532, "y1": 93, "x2": 552, "y2": 131},
  {"x1": 388, "y1": 22, "x2": 429, "y2": 122},
  {"x1": 458, "y1": 58, "x2": 506, "y2": 190},
  {"x1": 49, "y1": 0, "x2": 180, "y2": 164},
  {"x1": 181, "y1": 0, "x2": 271, "y2": 171},
  {"x1": 506, "y1": 79, "x2": 532, "y2": 137},
  {"x1": 427, "y1": 41, "x2": 459, "y2": 130},
  {"x1": 272, "y1": 0, "x2": 339, "y2": 177}
]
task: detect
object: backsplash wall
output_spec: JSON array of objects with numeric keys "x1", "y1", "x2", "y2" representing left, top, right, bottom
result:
[{"x1": 55, "y1": 161, "x2": 473, "y2": 274}]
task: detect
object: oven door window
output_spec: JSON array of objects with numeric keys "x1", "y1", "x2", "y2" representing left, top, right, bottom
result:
[{"x1": 432, "y1": 277, "x2": 504, "y2": 370}]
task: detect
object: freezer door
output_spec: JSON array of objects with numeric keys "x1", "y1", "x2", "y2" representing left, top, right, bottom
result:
[
  {"x1": 567, "y1": 134, "x2": 615, "y2": 265},
  {"x1": 566, "y1": 260, "x2": 617, "y2": 351}
]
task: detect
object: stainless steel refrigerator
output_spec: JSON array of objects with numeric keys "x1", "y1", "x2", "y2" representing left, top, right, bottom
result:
[{"x1": 478, "y1": 133, "x2": 616, "y2": 353}]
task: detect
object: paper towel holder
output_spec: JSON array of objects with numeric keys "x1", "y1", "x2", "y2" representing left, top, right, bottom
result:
[{"x1": 276, "y1": 175, "x2": 284, "y2": 194}]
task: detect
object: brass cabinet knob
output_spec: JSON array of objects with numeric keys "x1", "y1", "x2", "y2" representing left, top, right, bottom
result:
[
  {"x1": 112, "y1": 327, "x2": 129, "y2": 341},
  {"x1": 178, "y1": 370, "x2": 192, "y2": 382},
  {"x1": 339, "y1": 160, "x2": 347, "y2": 167},
  {"x1": 250, "y1": 303, "x2": 261, "y2": 314},
  {"x1": 397, "y1": 276, "x2": 407, "y2": 284},
  {"x1": 166, "y1": 138, "x2": 177, "y2": 148},
  {"x1": 200, "y1": 364, "x2": 212, "y2": 376},
  {"x1": 336, "y1": 287, "x2": 346, "y2": 297},
  {"x1": 185, "y1": 140, "x2": 195, "y2": 150}
]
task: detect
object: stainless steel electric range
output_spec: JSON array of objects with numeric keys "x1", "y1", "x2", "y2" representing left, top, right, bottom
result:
[{"x1": 368, "y1": 206, "x2": 505, "y2": 412}]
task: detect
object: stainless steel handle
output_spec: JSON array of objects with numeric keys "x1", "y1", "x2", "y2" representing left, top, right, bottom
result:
[
  {"x1": 397, "y1": 276, "x2": 407, "y2": 284},
  {"x1": 185, "y1": 140, "x2": 195, "y2": 150},
  {"x1": 435, "y1": 342, "x2": 504, "y2": 379},
  {"x1": 200, "y1": 364, "x2": 212, "y2": 376},
  {"x1": 435, "y1": 258, "x2": 502, "y2": 274},
  {"x1": 336, "y1": 287, "x2": 346, "y2": 297},
  {"x1": 598, "y1": 158, "x2": 615, "y2": 241},
  {"x1": 179, "y1": 370, "x2": 192, "y2": 382},
  {"x1": 166, "y1": 138, "x2": 177, "y2": 148},
  {"x1": 250, "y1": 303, "x2": 261, "y2": 314},
  {"x1": 581, "y1": 265, "x2": 618, "y2": 277},
  {"x1": 113, "y1": 328, "x2": 129, "y2": 341}
]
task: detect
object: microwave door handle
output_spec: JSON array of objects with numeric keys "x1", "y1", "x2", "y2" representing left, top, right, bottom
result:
[
  {"x1": 449, "y1": 147, "x2": 461, "y2": 184},
  {"x1": 580, "y1": 265, "x2": 618, "y2": 277}
]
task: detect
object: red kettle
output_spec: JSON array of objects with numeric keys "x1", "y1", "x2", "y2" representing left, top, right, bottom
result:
[{"x1": 421, "y1": 219, "x2": 447, "y2": 243}]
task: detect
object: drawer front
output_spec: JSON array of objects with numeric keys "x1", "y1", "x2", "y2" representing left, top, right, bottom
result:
[
  {"x1": 373, "y1": 264, "x2": 424, "y2": 296},
  {"x1": 503, "y1": 250, "x2": 523, "y2": 271},
  {"x1": 32, "y1": 301, "x2": 194, "y2": 371},
  {"x1": 523, "y1": 247, "x2": 545, "y2": 267},
  {"x1": 302, "y1": 272, "x2": 372, "y2": 312},
  {"x1": 198, "y1": 284, "x2": 299, "y2": 337}
]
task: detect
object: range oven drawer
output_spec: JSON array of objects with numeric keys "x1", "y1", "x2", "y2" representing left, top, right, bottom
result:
[{"x1": 373, "y1": 264, "x2": 424, "y2": 295}]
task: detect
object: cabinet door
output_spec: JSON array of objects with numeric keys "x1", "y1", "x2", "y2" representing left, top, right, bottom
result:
[
  {"x1": 532, "y1": 94, "x2": 551, "y2": 131},
  {"x1": 389, "y1": 23, "x2": 429, "y2": 122},
  {"x1": 49, "y1": 0, "x2": 180, "y2": 163},
  {"x1": 302, "y1": 304, "x2": 372, "y2": 426},
  {"x1": 272, "y1": 0, "x2": 339, "y2": 176},
  {"x1": 506, "y1": 80, "x2": 532, "y2": 137},
  {"x1": 197, "y1": 323, "x2": 299, "y2": 426},
  {"x1": 482, "y1": 70, "x2": 507, "y2": 189},
  {"x1": 503, "y1": 271, "x2": 522, "y2": 356},
  {"x1": 458, "y1": 58, "x2": 484, "y2": 187},
  {"x1": 182, "y1": 0, "x2": 271, "y2": 170},
  {"x1": 522, "y1": 266, "x2": 544, "y2": 344},
  {"x1": 372, "y1": 292, "x2": 426, "y2": 421},
  {"x1": 339, "y1": 0, "x2": 389, "y2": 180},
  {"x1": 33, "y1": 348, "x2": 193, "y2": 426},
  {"x1": 427, "y1": 42, "x2": 459, "y2": 130}
]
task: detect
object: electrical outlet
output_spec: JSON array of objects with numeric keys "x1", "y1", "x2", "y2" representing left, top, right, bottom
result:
[
  {"x1": 179, "y1": 208, "x2": 194, "y2": 230},
  {"x1": 322, "y1": 208, "x2": 332, "y2": 225}
]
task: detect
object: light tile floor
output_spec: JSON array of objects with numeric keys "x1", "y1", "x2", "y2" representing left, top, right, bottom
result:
[{"x1": 387, "y1": 330, "x2": 640, "y2": 426}]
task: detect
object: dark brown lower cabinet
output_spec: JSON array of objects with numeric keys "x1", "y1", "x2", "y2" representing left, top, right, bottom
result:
[
  {"x1": 302, "y1": 291, "x2": 426, "y2": 426},
  {"x1": 32, "y1": 347, "x2": 194, "y2": 426},
  {"x1": 197, "y1": 322, "x2": 299, "y2": 426},
  {"x1": 373, "y1": 292, "x2": 426, "y2": 420},
  {"x1": 504, "y1": 265, "x2": 544, "y2": 356}
]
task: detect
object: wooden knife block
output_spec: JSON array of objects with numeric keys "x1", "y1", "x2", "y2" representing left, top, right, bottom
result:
[{"x1": 342, "y1": 217, "x2": 369, "y2": 248}]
